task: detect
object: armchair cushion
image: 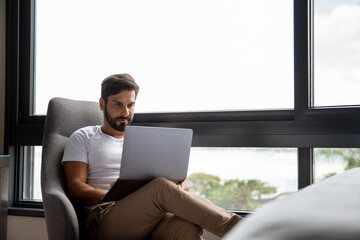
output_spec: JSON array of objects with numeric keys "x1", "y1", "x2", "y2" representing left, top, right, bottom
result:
[{"x1": 41, "y1": 98, "x2": 103, "y2": 240}]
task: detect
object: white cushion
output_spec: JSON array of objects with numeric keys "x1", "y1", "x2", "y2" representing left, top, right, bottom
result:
[{"x1": 224, "y1": 168, "x2": 360, "y2": 240}]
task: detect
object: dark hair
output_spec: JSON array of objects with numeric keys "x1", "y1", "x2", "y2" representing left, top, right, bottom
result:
[{"x1": 101, "y1": 74, "x2": 139, "y2": 102}]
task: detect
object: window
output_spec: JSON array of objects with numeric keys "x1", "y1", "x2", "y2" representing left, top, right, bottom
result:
[
  {"x1": 26, "y1": 146, "x2": 299, "y2": 212},
  {"x1": 188, "y1": 148, "x2": 297, "y2": 210},
  {"x1": 35, "y1": 0, "x2": 294, "y2": 115},
  {"x1": 5, "y1": 0, "x2": 360, "y2": 215},
  {"x1": 21, "y1": 146, "x2": 42, "y2": 201},
  {"x1": 313, "y1": 0, "x2": 360, "y2": 107},
  {"x1": 313, "y1": 148, "x2": 360, "y2": 183}
]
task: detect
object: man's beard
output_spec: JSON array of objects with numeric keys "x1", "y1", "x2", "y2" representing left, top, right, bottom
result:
[{"x1": 104, "y1": 106, "x2": 132, "y2": 132}]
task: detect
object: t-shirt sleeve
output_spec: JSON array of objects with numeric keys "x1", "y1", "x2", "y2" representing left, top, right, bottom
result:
[{"x1": 62, "y1": 130, "x2": 89, "y2": 164}]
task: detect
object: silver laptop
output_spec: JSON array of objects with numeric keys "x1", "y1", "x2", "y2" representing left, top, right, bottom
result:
[{"x1": 102, "y1": 125, "x2": 193, "y2": 201}]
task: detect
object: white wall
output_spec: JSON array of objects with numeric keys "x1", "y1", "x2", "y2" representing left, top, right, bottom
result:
[
  {"x1": 7, "y1": 216, "x2": 47, "y2": 240},
  {"x1": 0, "y1": 0, "x2": 48, "y2": 239}
]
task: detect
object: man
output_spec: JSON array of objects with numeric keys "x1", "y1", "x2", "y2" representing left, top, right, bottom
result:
[{"x1": 62, "y1": 74, "x2": 242, "y2": 240}]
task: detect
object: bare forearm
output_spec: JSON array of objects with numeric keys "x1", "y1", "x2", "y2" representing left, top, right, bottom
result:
[
  {"x1": 63, "y1": 162, "x2": 108, "y2": 206},
  {"x1": 67, "y1": 181, "x2": 107, "y2": 206}
]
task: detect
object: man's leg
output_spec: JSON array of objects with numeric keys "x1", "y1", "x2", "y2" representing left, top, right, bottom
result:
[
  {"x1": 92, "y1": 177, "x2": 242, "y2": 239},
  {"x1": 149, "y1": 213, "x2": 203, "y2": 240},
  {"x1": 145, "y1": 177, "x2": 243, "y2": 237}
]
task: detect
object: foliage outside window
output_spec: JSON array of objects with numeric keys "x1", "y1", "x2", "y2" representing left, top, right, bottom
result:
[
  {"x1": 187, "y1": 148, "x2": 297, "y2": 210},
  {"x1": 188, "y1": 173, "x2": 276, "y2": 210},
  {"x1": 314, "y1": 148, "x2": 360, "y2": 183}
]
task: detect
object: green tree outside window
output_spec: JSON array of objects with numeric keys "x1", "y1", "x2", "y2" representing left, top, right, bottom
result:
[{"x1": 188, "y1": 173, "x2": 276, "y2": 210}]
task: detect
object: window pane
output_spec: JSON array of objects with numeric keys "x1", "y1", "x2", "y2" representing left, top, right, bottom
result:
[
  {"x1": 22, "y1": 146, "x2": 42, "y2": 201},
  {"x1": 313, "y1": 148, "x2": 360, "y2": 183},
  {"x1": 187, "y1": 148, "x2": 297, "y2": 211},
  {"x1": 35, "y1": 0, "x2": 294, "y2": 115},
  {"x1": 26, "y1": 146, "x2": 298, "y2": 208},
  {"x1": 314, "y1": 0, "x2": 360, "y2": 107}
]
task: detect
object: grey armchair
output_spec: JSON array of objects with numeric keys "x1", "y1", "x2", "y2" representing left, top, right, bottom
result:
[{"x1": 41, "y1": 98, "x2": 103, "y2": 240}]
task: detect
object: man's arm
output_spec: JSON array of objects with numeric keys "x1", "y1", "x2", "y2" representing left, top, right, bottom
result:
[{"x1": 64, "y1": 161, "x2": 107, "y2": 206}]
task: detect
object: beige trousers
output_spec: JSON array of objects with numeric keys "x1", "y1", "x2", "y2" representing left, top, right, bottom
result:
[{"x1": 90, "y1": 177, "x2": 242, "y2": 240}]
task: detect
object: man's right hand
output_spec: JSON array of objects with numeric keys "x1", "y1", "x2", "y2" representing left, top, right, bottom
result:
[{"x1": 110, "y1": 180, "x2": 117, "y2": 188}]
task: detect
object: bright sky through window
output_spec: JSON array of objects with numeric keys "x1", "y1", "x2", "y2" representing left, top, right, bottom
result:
[
  {"x1": 314, "y1": 0, "x2": 360, "y2": 106},
  {"x1": 35, "y1": 0, "x2": 294, "y2": 115}
]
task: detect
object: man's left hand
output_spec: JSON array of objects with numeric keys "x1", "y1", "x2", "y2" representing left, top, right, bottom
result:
[{"x1": 180, "y1": 180, "x2": 189, "y2": 191}]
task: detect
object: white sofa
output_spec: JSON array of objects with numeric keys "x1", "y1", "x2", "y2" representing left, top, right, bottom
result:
[{"x1": 224, "y1": 167, "x2": 360, "y2": 240}]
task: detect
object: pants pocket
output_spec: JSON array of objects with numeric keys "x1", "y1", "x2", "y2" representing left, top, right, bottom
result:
[{"x1": 91, "y1": 201, "x2": 116, "y2": 224}]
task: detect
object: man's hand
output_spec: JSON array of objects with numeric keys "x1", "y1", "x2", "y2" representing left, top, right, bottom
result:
[
  {"x1": 180, "y1": 180, "x2": 189, "y2": 191},
  {"x1": 110, "y1": 180, "x2": 117, "y2": 188}
]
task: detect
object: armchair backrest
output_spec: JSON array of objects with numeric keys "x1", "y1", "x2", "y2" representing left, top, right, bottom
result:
[{"x1": 41, "y1": 97, "x2": 103, "y2": 240}]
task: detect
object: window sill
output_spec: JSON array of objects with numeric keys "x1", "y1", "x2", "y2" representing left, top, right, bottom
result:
[{"x1": 8, "y1": 207, "x2": 44, "y2": 218}]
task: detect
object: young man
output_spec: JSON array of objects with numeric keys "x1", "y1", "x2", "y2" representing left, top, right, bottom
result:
[{"x1": 62, "y1": 74, "x2": 242, "y2": 240}]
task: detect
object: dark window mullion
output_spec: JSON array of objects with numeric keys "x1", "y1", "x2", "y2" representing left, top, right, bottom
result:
[
  {"x1": 294, "y1": 0, "x2": 310, "y2": 121},
  {"x1": 19, "y1": 0, "x2": 36, "y2": 121},
  {"x1": 295, "y1": 0, "x2": 314, "y2": 189},
  {"x1": 298, "y1": 147, "x2": 313, "y2": 189}
]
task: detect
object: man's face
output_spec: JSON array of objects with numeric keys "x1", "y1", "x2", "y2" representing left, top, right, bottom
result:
[{"x1": 101, "y1": 90, "x2": 136, "y2": 132}]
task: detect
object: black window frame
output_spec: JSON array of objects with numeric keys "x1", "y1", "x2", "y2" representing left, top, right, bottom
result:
[{"x1": 5, "y1": 0, "x2": 360, "y2": 216}]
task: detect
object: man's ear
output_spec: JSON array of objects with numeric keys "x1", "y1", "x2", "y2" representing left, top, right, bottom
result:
[{"x1": 99, "y1": 98, "x2": 105, "y2": 111}]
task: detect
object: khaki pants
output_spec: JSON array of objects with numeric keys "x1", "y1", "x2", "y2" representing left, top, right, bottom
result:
[{"x1": 90, "y1": 177, "x2": 242, "y2": 240}]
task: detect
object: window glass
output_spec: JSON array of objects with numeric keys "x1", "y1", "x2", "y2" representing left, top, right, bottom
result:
[
  {"x1": 187, "y1": 148, "x2": 297, "y2": 210},
  {"x1": 313, "y1": 0, "x2": 360, "y2": 107},
  {"x1": 35, "y1": 0, "x2": 294, "y2": 115},
  {"x1": 313, "y1": 148, "x2": 360, "y2": 183},
  {"x1": 24, "y1": 146, "x2": 298, "y2": 207},
  {"x1": 22, "y1": 146, "x2": 42, "y2": 201}
]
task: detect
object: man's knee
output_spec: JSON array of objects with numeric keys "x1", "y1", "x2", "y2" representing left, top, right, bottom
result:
[
  {"x1": 144, "y1": 177, "x2": 182, "y2": 207},
  {"x1": 150, "y1": 214, "x2": 203, "y2": 240},
  {"x1": 153, "y1": 222, "x2": 203, "y2": 240},
  {"x1": 179, "y1": 221, "x2": 203, "y2": 239},
  {"x1": 148, "y1": 177, "x2": 175, "y2": 189}
]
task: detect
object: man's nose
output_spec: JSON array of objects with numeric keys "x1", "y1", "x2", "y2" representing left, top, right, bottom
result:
[{"x1": 121, "y1": 106, "x2": 130, "y2": 116}]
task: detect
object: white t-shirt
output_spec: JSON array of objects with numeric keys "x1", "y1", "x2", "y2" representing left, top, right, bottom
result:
[{"x1": 62, "y1": 125, "x2": 123, "y2": 190}]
